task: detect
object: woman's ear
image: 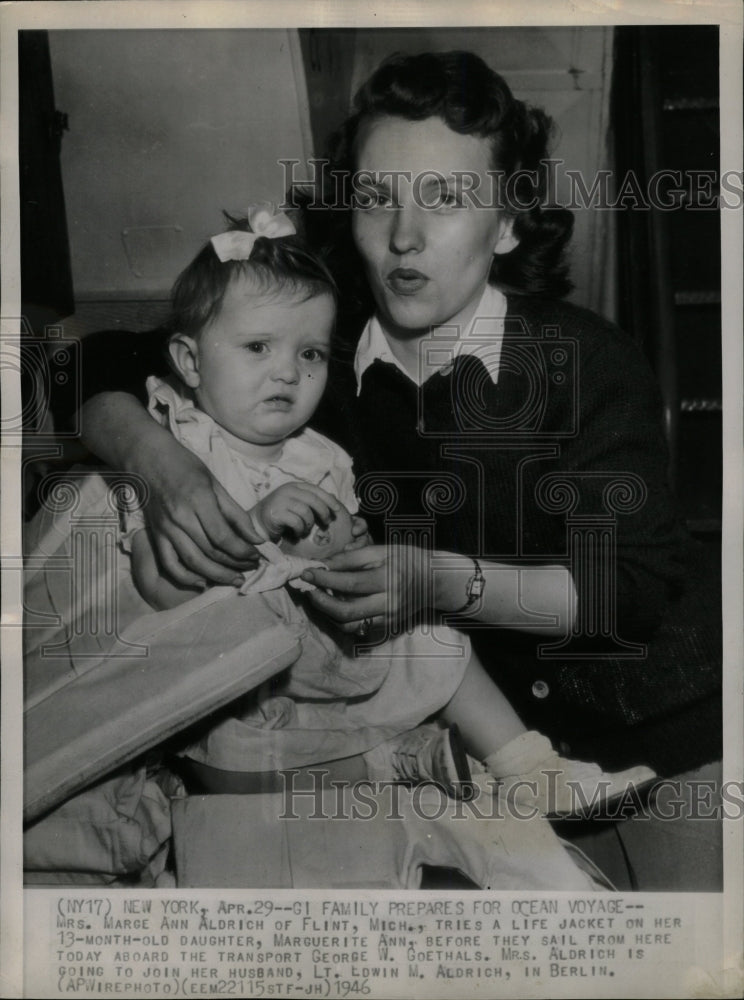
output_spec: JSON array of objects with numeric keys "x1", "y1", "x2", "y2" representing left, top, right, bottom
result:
[
  {"x1": 168, "y1": 334, "x2": 201, "y2": 388},
  {"x1": 493, "y1": 216, "x2": 519, "y2": 256}
]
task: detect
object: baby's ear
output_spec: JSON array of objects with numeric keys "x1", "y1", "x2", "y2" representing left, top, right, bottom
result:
[{"x1": 168, "y1": 334, "x2": 201, "y2": 388}]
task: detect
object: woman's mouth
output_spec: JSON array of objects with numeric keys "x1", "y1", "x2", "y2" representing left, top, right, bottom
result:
[{"x1": 386, "y1": 268, "x2": 428, "y2": 295}]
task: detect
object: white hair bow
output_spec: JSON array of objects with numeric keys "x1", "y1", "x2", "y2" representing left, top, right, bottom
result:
[{"x1": 210, "y1": 204, "x2": 296, "y2": 262}]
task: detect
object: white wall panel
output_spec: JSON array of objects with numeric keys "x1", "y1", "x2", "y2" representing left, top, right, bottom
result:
[
  {"x1": 49, "y1": 27, "x2": 614, "y2": 317},
  {"x1": 49, "y1": 30, "x2": 311, "y2": 299}
]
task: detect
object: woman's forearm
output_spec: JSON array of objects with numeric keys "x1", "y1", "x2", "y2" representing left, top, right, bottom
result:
[
  {"x1": 301, "y1": 544, "x2": 577, "y2": 637},
  {"x1": 81, "y1": 391, "x2": 166, "y2": 470},
  {"x1": 432, "y1": 553, "x2": 576, "y2": 636}
]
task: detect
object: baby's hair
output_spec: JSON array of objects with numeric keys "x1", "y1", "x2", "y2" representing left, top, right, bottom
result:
[
  {"x1": 322, "y1": 50, "x2": 574, "y2": 300},
  {"x1": 168, "y1": 212, "x2": 337, "y2": 339}
]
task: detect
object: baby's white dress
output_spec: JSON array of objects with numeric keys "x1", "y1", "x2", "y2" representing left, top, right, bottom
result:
[{"x1": 131, "y1": 377, "x2": 471, "y2": 772}]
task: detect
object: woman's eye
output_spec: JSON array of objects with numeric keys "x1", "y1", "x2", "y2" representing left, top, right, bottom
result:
[
  {"x1": 355, "y1": 190, "x2": 392, "y2": 210},
  {"x1": 434, "y1": 190, "x2": 460, "y2": 209},
  {"x1": 245, "y1": 342, "x2": 268, "y2": 354}
]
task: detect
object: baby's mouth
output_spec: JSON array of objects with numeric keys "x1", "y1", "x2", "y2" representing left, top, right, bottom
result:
[{"x1": 263, "y1": 394, "x2": 294, "y2": 410}]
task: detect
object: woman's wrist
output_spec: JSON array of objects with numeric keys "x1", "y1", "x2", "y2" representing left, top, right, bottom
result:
[
  {"x1": 431, "y1": 552, "x2": 483, "y2": 614},
  {"x1": 431, "y1": 552, "x2": 577, "y2": 635}
]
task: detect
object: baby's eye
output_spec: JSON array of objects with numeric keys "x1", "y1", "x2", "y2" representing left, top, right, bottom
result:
[
  {"x1": 244, "y1": 341, "x2": 268, "y2": 354},
  {"x1": 301, "y1": 347, "x2": 328, "y2": 363}
]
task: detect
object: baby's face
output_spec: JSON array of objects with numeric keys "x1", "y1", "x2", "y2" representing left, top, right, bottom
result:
[
  {"x1": 186, "y1": 276, "x2": 334, "y2": 453},
  {"x1": 282, "y1": 505, "x2": 354, "y2": 560}
]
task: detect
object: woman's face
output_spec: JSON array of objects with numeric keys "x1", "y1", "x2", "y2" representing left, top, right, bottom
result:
[{"x1": 351, "y1": 115, "x2": 517, "y2": 337}]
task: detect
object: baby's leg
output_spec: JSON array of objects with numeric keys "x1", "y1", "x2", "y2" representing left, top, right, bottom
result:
[
  {"x1": 442, "y1": 651, "x2": 656, "y2": 818},
  {"x1": 440, "y1": 650, "x2": 525, "y2": 759}
]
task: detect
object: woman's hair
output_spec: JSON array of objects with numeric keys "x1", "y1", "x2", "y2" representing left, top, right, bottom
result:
[
  {"x1": 321, "y1": 50, "x2": 574, "y2": 302},
  {"x1": 169, "y1": 213, "x2": 337, "y2": 338}
]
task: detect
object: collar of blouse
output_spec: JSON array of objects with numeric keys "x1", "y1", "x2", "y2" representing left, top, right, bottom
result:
[{"x1": 353, "y1": 284, "x2": 508, "y2": 394}]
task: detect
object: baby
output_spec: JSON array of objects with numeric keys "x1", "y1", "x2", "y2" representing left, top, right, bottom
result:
[
  {"x1": 128, "y1": 206, "x2": 655, "y2": 815},
  {"x1": 125, "y1": 206, "x2": 475, "y2": 790}
]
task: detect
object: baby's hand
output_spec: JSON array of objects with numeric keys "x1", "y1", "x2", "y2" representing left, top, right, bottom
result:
[
  {"x1": 344, "y1": 514, "x2": 373, "y2": 551},
  {"x1": 251, "y1": 482, "x2": 343, "y2": 541}
]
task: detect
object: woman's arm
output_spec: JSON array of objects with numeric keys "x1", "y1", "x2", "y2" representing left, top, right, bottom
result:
[
  {"x1": 301, "y1": 545, "x2": 576, "y2": 637},
  {"x1": 306, "y1": 310, "x2": 688, "y2": 642},
  {"x1": 433, "y1": 553, "x2": 576, "y2": 634},
  {"x1": 82, "y1": 391, "x2": 263, "y2": 586}
]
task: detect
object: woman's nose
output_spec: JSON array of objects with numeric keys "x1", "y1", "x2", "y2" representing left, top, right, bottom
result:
[{"x1": 388, "y1": 204, "x2": 424, "y2": 255}]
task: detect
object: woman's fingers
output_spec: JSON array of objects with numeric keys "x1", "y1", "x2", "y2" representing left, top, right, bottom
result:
[
  {"x1": 323, "y1": 544, "x2": 388, "y2": 571},
  {"x1": 302, "y1": 564, "x2": 386, "y2": 595},
  {"x1": 189, "y1": 488, "x2": 259, "y2": 563},
  {"x1": 155, "y1": 501, "x2": 249, "y2": 570},
  {"x1": 343, "y1": 532, "x2": 372, "y2": 552},
  {"x1": 149, "y1": 470, "x2": 256, "y2": 566},
  {"x1": 303, "y1": 543, "x2": 429, "y2": 631},
  {"x1": 153, "y1": 523, "x2": 244, "y2": 586},
  {"x1": 152, "y1": 534, "x2": 206, "y2": 589},
  {"x1": 304, "y1": 586, "x2": 384, "y2": 627},
  {"x1": 211, "y1": 481, "x2": 265, "y2": 550},
  {"x1": 301, "y1": 545, "x2": 390, "y2": 595},
  {"x1": 338, "y1": 618, "x2": 383, "y2": 636},
  {"x1": 347, "y1": 615, "x2": 385, "y2": 638}
]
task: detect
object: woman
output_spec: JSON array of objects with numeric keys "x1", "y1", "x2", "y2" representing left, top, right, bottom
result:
[{"x1": 75, "y1": 51, "x2": 721, "y2": 889}]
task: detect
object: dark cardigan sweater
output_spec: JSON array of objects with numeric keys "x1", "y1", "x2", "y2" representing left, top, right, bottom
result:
[{"x1": 66, "y1": 294, "x2": 722, "y2": 777}]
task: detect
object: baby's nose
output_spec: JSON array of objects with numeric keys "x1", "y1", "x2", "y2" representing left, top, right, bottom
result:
[{"x1": 272, "y1": 356, "x2": 300, "y2": 383}]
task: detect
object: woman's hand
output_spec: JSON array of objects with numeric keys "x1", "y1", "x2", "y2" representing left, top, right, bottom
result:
[
  {"x1": 142, "y1": 441, "x2": 265, "y2": 588},
  {"x1": 301, "y1": 543, "x2": 432, "y2": 634},
  {"x1": 303, "y1": 543, "x2": 577, "y2": 637},
  {"x1": 251, "y1": 482, "x2": 343, "y2": 541},
  {"x1": 82, "y1": 391, "x2": 264, "y2": 587}
]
